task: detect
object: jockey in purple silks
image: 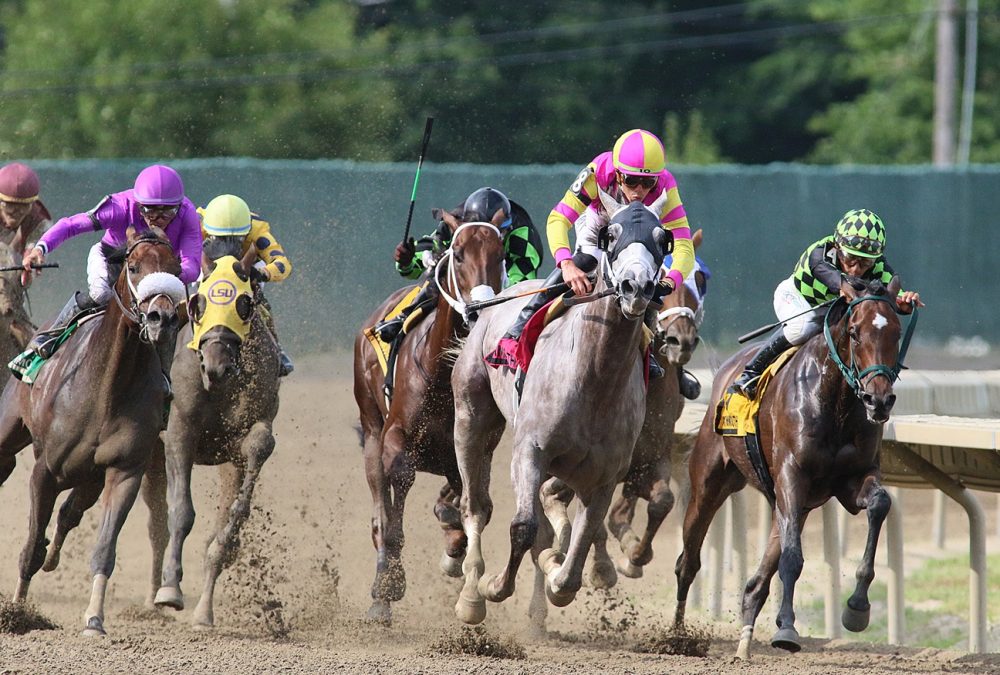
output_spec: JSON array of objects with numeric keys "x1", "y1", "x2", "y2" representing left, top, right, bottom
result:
[{"x1": 22, "y1": 164, "x2": 202, "y2": 397}]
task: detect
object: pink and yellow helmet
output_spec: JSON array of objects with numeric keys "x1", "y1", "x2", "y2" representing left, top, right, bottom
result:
[{"x1": 612, "y1": 129, "x2": 665, "y2": 175}]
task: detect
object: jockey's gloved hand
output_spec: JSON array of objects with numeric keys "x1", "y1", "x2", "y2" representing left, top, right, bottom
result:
[{"x1": 394, "y1": 238, "x2": 416, "y2": 266}]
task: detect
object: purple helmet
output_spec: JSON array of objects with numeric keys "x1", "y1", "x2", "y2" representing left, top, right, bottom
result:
[{"x1": 133, "y1": 165, "x2": 184, "y2": 205}]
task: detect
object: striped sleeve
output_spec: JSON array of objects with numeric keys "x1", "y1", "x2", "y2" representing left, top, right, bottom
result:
[
  {"x1": 546, "y1": 164, "x2": 599, "y2": 264},
  {"x1": 657, "y1": 185, "x2": 694, "y2": 287}
]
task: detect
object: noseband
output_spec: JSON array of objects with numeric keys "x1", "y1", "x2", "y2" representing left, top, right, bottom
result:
[
  {"x1": 434, "y1": 221, "x2": 503, "y2": 324},
  {"x1": 823, "y1": 294, "x2": 919, "y2": 399}
]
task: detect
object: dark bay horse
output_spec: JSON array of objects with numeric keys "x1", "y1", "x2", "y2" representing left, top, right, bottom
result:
[
  {"x1": 451, "y1": 200, "x2": 671, "y2": 625},
  {"x1": 674, "y1": 277, "x2": 913, "y2": 660},
  {"x1": 151, "y1": 254, "x2": 280, "y2": 628},
  {"x1": 354, "y1": 212, "x2": 505, "y2": 625},
  {"x1": 0, "y1": 228, "x2": 184, "y2": 637},
  {"x1": 0, "y1": 242, "x2": 33, "y2": 384}
]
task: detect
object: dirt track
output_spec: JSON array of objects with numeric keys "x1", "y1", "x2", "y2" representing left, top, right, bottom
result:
[{"x1": 0, "y1": 353, "x2": 998, "y2": 674}]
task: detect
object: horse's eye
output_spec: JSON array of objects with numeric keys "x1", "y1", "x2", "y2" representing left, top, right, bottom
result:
[
  {"x1": 128, "y1": 264, "x2": 138, "y2": 274},
  {"x1": 453, "y1": 247, "x2": 464, "y2": 263},
  {"x1": 849, "y1": 327, "x2": 860, "y2": 342}
]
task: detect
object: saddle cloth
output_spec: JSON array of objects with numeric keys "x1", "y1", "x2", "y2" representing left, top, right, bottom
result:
[
  {"x1": 363, "y1": 285, "x2": 421, "y2": 376},
  {"x1": 484, "y1": 296, "x2": 568, "y2": 372},
  {"x1": 714, "y1": 346, "x2": 800, "y2": 437},
  {"x1": 8, "y1": 311, "x2": 104, "y2": 385}
]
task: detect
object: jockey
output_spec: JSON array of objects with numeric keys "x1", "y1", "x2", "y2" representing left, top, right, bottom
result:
[
  {"x1": 729, "y1": 208, "x2": 924, "y2": 399},
  {"x1": 373, "y1": 186, "x2": 543, "y2": 342},
  {"x1": 198, "y1": 194, "x2": 294, "y2": 376},
  {"x1": 496, "y1": 128, "x2": 701, "y2": 399},
  {"x1": 0, "y1": 162, "x2": 52, "y2": 347},
  {"x1": 21, "y1": 164, "x2": 202, "y2": 395}
]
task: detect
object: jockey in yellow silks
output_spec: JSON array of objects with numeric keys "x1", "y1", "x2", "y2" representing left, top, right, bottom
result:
[{"x1": 198, "y1": 195, "x2": 294, "y2": 376}]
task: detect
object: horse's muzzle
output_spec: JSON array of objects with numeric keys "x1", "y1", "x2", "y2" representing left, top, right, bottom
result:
[
  {"x1": 862, "y1": 390, "x2": 897, "y2": 423},
  {"x1": 143, "y1": 307, "x2": 179, "y2": 343}
]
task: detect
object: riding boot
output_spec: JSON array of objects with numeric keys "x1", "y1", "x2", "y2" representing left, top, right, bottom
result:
[
  {"x1": 642, "y1": 305, "x2": 665, "y2": 380},
  {"x1": 502, "y1": 266, "x2": 567, "y2": 341},
  {"x1": 278, "y1": 348, "x2": 295, "y2": 377},
  {"x1": 374, "y1": 282, "x2": 437, "y2": 343},
  {"x1": 28, "y1": 291, "x2": 93, "y2": 358},
  {"x1": 728, "y1": 330, "x2": 793, "y2": 399}
]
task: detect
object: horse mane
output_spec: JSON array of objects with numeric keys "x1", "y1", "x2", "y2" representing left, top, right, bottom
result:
[{"x1": 106, "y1": 229, "x2": 170, "y2": 266}]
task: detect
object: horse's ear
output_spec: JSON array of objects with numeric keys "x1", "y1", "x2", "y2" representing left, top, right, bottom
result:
[
  {"x1": 692, "y1": 228, "x2": 703, "y2": 250},
  {"x1": 430, "y1": 207, "x2": 444, "y2": 222},
  {"x1": 490, "y1": 209, "x2": 507, "y2": 228},
  {"x1": 189, "y1": 293, "x2": 205, "y2": 322},
  {"x1": 841, "y1": 276, "x2": 863, "y2": 301},
  {"x1": 887, "y1": 274, "x2": 902, "y2": 299},
  {"x1": 147, "y1": 225, "x2": 167, "y2": 241},
  {"x1": 125, "y1": 225, "x2": 137, "y2": 245},
  {"x1": 440, "y1": 210, "x2": 461, "y2": 233},
  {"x1": 232, "y1": 261, "x2": 249, "y2": 282}
]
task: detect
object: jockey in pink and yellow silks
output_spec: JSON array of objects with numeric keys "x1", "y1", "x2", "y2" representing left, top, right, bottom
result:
[{"x1": 491, "y1": 129, "x2": 701, "y2": 399}]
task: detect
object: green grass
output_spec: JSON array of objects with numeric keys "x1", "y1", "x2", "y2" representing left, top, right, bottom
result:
[{"x1": 800, "y1": 552, "x2": 1000, "y2": 649}]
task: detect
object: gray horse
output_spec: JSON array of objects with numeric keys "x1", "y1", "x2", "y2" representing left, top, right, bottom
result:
[
  {"x1": 451, "y1": 200, "x2": 670, "y2": 624},
  {"x1": 151, "y1": 255, "x2": 281, "y2": 628}
]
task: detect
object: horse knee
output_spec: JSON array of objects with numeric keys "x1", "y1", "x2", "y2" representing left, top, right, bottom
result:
[
  {"x1": 168, "y1": 503, "x2": 195, "y2": 537},
  {"x1": 647, "y1": 488, "x2": 675, "y2": 522},
  {"x1": 867, "y1": 487, "x2": 891, "y2": 520}
]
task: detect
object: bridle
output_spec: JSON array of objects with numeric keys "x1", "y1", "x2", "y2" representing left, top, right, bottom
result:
[
  {"x1": 823, "y1": 294, "x2": 919, "y2": 399},
  {"x1": 110, "y1": 238, "x2": 182, "y2": 343},
  {"x1": 434, "y1": 221, "x2": 503, "y2": 324}
]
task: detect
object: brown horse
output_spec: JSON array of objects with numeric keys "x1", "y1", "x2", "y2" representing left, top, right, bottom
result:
[
  {"x1": 0, "y1": 242, "x2": 34, "y2": 380},
  {"x1": 354, "y1": 213, "x2": 506, "y2": 625},
  {"x1": 674, "y1": 276, "x2": 913, "y2": 660},
  {"x1": 0, "y1": 228, "x2": 184, "y2": 637},
  {"x1": 150, "y1": 254, "x2": 280, "y2": 627}
]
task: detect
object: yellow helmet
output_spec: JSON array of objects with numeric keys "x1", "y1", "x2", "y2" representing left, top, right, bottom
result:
[{"x1": 202, "y1": 194, "x2": 252, "y2": 236}]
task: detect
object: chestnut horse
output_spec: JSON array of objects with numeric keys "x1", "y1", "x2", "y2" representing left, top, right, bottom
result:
[
  {"x1": 354, "y1": 213, "x2": 505, "y2": 625},
  {"x1": 151, "y1": 254, "x2": 280, "y2": 628},
  {"x1": 0, "y1": 228, "x2": 184, "y2": 637},
  {"x1": 673, "y1": 276, "x2": 916, "y2": 660}
]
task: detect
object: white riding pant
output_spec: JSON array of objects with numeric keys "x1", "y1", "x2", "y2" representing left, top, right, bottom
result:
[
  {"x1": 87, "y1": 242, "x2": 113, "y2": 304},
  {"x1": 774, "y1": 276, "x2": 824, "y2": 345}
]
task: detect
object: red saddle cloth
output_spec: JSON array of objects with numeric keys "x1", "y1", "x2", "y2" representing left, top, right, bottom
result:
[{"x1": 484, "y1": 299, "x2": 556, "y2": 373}]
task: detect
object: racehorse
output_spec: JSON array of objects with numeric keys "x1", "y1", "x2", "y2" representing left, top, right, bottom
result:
[
  {"x1": 0, "y1": 242, "x2": 33, "y2": 381},
  {"x1": 354, "y1": 211, "x2": 505, "y2": 625},
  {"x1": 0, "y1": 227, "x2": 184, "y2": 637},
  {"x1": 451, "y1": 200, "x2": 671, "y2": 624},
  {"x1": 151, "y1": 254, "x2": 281, "y2": 628},
  {"x1": 673, "y1": 276, "x2": 913, "y2": 660}
]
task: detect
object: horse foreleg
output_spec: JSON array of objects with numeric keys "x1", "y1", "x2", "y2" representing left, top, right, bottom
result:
[
  {"x1": 480, "y1": 442, "x2": 543, "y2": 604},
  {"x1": 607, "y1": 487, "x2": 640, "y2": 577},
  {"x1": 540, "y1": 477, "x2": 573, "y2": 553},
  {"x1": 0, "y1": 387, "x2": 31, "y2": 486},
  {"x1": 544, "y1": 481, "x2": 615, "y2": 607},
  {"x1": 193, "y1": 422, "x2": 275, "y2": 629},
  {"x1": 83, "y1": 466, "x2": 144, "y2": 637},
  {"x1": 434, "y1": 480, "x2": 466, "y2": 578},
  {"x1": 140, "y1": 438, "x2": 168, "y2": 609},
  {"x1": 839, "y1": 474, "x2": 890, "y2": 633},
  {"x1": 42, "y1": 479, "x2": 103, "y2": 573},
  {"x1": 362, "y1": 426, "x2": 393, "y2": 625},
  {"x1": 588, "y1": 517, "x2": 618, "y2": 590},
  {"x1": 14, "y1": 461, "x2": 59, "y2": 603},
  {"x1": 770, "y1": 498, "x2": 810, "y2": 654},
  {"x1": 736, "y1": 518, "x2": 782, "y2": 661},
  {"x1": 154, "y1": 425, "x2": 197, "y2": 612}
]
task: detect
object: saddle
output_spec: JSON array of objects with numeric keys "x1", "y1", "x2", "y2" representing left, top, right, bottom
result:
[
  {"x1": 8, "y1": 308, "x2": 104, "y2": 385},
  {"x1": 362, "y1": 285, "x2": 423, "y2": 405},
  {"x1": 484, "y1": 296, "x2": 569, "y2": 373}
]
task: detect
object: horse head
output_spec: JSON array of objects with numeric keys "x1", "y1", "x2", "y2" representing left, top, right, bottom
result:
[
  {"x1": 655, "y1": 229, "x2": 704, "y2": 366},
  {"x1": 827, "y1": 275, "x2": 905, "y2": 423},
  {"x1": 113, "y1": 226, "x2": 185, "y2": 347},
  {"x1": 0, "y1": 242, "x2": 24, "y2": 320},
  {"x1": 434, "y1": 209, "x2": 506, "y2": 325},
  {"x1": 187, "y1": 255, "x2": 256, "y2": 389},
  {"x1": 603, "y1": 200, "x2": 671, "y2": 320}
]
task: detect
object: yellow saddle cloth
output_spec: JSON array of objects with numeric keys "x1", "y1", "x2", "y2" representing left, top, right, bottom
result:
[
  {"x1": 363, "y1": 285, "x2": 422, "y2": 376},
  {"x1": 715, "y1": 346, "x2": 800, "y2": 437}
]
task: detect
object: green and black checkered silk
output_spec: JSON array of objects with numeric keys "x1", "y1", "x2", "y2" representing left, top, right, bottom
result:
[
  {"x1": 792, "y1": 236, "x2": 895, "y2": 305},
  {"x1": 833, "y1": 208, "x2": 885, "y2": 257}
]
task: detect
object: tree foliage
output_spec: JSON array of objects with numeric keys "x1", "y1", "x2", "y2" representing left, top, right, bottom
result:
[{"x1": 0, "y1": 0, "x2": 997, "y2": 164}]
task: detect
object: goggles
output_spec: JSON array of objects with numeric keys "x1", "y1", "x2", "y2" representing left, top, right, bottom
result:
[
  {"x1": 139, "y1": 203, "x2": 180, "y2": 218},
  {"x1": 620, "y1": 174, "x2": 657, "y2": 190}
]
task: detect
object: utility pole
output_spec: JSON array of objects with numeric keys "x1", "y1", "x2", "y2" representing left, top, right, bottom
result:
[
  {"x1": 957, "y1": 0, "x2": 979, "y2": 165},
  {"x1": 934, "y1": 0, "x2": 958, "y2": 166}
]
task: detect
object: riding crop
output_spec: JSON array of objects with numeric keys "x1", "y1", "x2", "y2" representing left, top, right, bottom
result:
[
  {"x1": 401, "y1": 116, "x2": 434, "y2": 245},
  {"x1": 737, "y1": 297, "x2": 836, "y2": 343},
  {"x1": 0, "y1": 262, "x2": 59, "y2": 272}
]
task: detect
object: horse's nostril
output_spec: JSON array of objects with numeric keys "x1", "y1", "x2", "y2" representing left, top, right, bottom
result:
[
  {"x1": 146, "y1": 310, "x2": 161, "y2": 325},
  {"x1": 620, "y1": 279, "x2": 637, "y2": 296},
  {"x1": 886, "y1": 394, "x2": 897, "y2": 408},
  {"x1": 643, "y1": 280, "x2": 655, "y2": 297},
  {"x1": 862, "y1": 393, "x2": 874, "y2": 406},
  {"x1": 666, "y1": 336, "x2": 680, "y2": 347}
]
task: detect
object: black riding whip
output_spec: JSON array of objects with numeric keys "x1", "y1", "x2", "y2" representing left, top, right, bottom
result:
[
  {"x1": 0, "y1": 262, "x2": 59, "y2": 272},
  {"x1": 401, "y1": 116, "x2": 434, "y2": 245},
  {"x1": 737, "y1": 297, "x2": 837, "y2": 343}
]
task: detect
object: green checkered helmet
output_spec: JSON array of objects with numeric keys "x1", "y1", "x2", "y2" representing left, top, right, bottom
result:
[{"x1": 834, "y1": 208, "x2": 885, "y2": 258}]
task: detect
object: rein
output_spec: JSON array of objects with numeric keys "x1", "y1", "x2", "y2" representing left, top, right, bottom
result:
[
  {"x1": 434, "y1": 221, "x2": 502, "y2": 323},
  {"x1": 823, "y1": 294, "x2": 919, "y2": 398}
]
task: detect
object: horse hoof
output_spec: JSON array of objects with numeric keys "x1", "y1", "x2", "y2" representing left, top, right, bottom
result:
[
  {"x1": 192, "y1": 621, "x2": 215, "y2": 631},
  {"x1": 80, "y1": 616, "x2": 107, "y2": 638},
  {"x1": 770, "y1": 626, "x2": 801, "y2": 652},
  {"x1": 455, "y1": 592, "x2": 486, "y2": 625},
  {"x1": 842, "y1": 603, "x2": 871, "y2": 632},
  {"x1": 588, "y1": 560, "x2": 618, "y2": 590},
  {"x1": 545, "y1": 582, "x2": 576, "y2": 608},
  {"x1": 373, "y1": 563, "x2": 406, "y2": 603},
  {"x1": 41, "y1": 552, "x2": 60, "y2": 573},
  {"x1": 615, "y1": 557, "x2": 643, "y2": 579},
  {"x1": 154, "y1": 586, "x2": 185, "y2": 611},
  {"x1": 365, "y1": 601, "x2": 392, "y2": 626},
  {"x1": 439, "y1": 552, "x2": 464, "y2": 578}
]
